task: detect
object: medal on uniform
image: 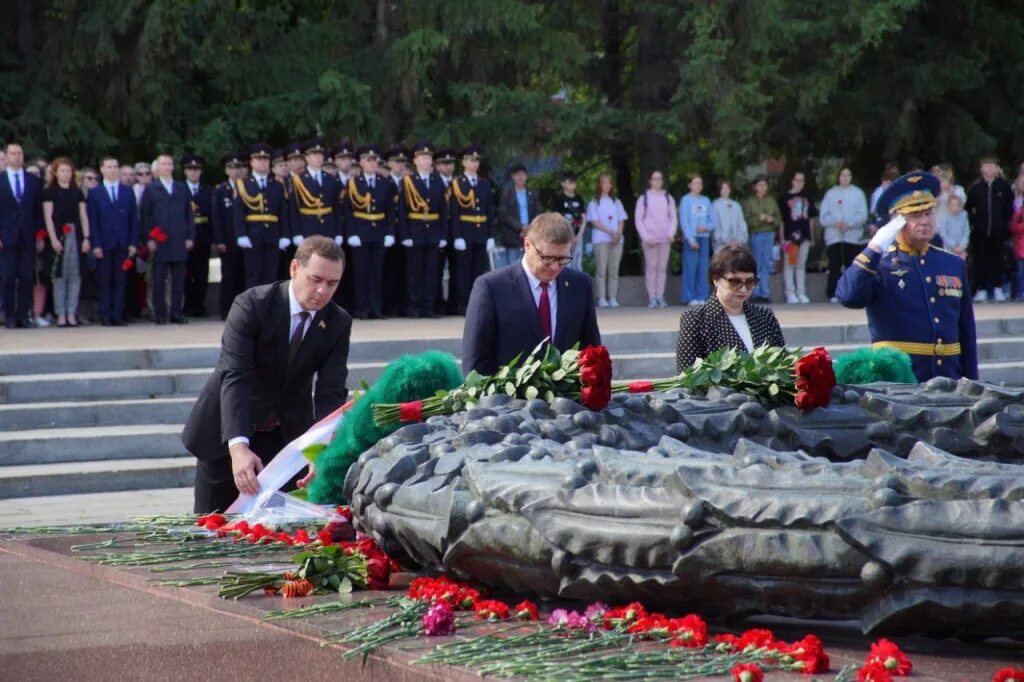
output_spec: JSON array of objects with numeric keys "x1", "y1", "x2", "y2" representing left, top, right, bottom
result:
[{"x1": 898, "y1": 279, "x2": 906, "y2": 289}]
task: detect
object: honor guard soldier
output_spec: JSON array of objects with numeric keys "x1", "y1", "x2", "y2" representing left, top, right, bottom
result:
[
  {"x1": 233, "y1": 143, "x2": 287, "y2": 288},
  {"x1": 449, "y1": 145, "x2": 495, "y2": 314},
  {"x1": 212, "y1": 151, "x2": 247, "y2": 319},
  {"x1": 289, "y1": 136, "x2": 341, "y2": 247},
  {"x1": 286, "y1": 142, "x2": 306, "y2": 177},
  {"x1": 434, "y1": 147, "x2": 458, "y2": 314},
  {"x1": 837, "y1": 172, "x2": 978, "y2": 382},
  {"x1": 272, "y1": 147, "x2": 289, "y2": 185},
  {"x1": 182, "y1": 154, "x2": 213, "y2": 317},
  {"x1": 397, "y1": 142, "x2": 448, "y2": 318},
  {"x1": 345, "y1": 144, "x2": 396, "y2": 319},
  {"x1": 333, "y1": 140, "x2": 357, "y2": 184},
  {"x1": 382, "y1": 145, "x2": 409, "y2": 316}
]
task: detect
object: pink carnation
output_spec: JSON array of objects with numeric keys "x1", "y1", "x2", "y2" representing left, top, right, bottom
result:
[{"x1": 423, "y1": 601, "x2": 455, "y2": 636}]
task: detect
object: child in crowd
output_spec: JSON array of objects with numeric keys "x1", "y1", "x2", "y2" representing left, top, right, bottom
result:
[
  {"x1": 679, "y1": 174, "x2": 715, "y2": 305},
  {"x1": 712, "y1": 179, "x2": 747, "y2": 253},
  {"x1": 939, "y1": 194, "x2": 969, "y2": 259},
  {"x1": 1011, "y1": 199, "x2": 1024, "y2": 300},
  {"x1": 552, "y1": 171, "x2": 586, "y2": 270},
  {"x1": 634, "y1": 169, "x2": 677, "y2": 308}
]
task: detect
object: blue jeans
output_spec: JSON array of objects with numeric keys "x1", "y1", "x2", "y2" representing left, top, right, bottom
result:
[
  {"x1": 492, "y1": 246, "x2": 524, "y2": 269},
  {"x1": 681, "y1": 237, "x2": 710, "y2": 303},
  {"x1": 749, "y1": 232, "x2": 774, "y2": 300}
]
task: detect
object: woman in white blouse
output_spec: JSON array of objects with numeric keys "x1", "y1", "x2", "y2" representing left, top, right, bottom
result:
[{"x1": 586, "y1": 174, "x2": 628, "y2": 307}]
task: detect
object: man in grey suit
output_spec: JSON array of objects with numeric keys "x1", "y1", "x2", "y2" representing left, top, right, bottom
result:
[
  {"x1": 141, "y1": 153, "x2": 194, "y2": 324},
  {"x1": 462, "y1": 213, "x2": 601, "y2": 376}
]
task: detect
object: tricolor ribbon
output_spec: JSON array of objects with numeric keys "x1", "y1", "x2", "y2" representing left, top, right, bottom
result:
[
  {"x1": 399, "y1": 400, "x2": 424, "y2": 422},
  {"x1": 627, "y1": 381, "x2": 654, "y2": 393}
]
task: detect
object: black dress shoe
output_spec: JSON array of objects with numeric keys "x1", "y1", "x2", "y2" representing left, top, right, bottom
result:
[
  {"x1": 169, "y1": 315, "x2": 189, "y2": 324},
  {"x1": 111, "y1": 319, "x2": 125, "y2": 326},
  {"x1": 427, "y1": 312, "x2": 443, "y2": 319},
  {"x1": 369, "y1": 312, "x2": 388, "y2": 320},
  {"x1": 155, "y1": 317, "x2": 167, "y2": 325},
  {"x1": 407, "y1": 310, "x2": 422, "y2": 319},
  {"x1": 4, "y1": 320, "x2": 16, "y2": 329},
  {"x1": 100, "y1": 319, "x2": 112, "y2": 327},
  {"x1": 355, "y1": 312, "x2": 369, "y2": 320},
  {"x1": 16, "y1": 319, "x2": 31, "y2": 328}
]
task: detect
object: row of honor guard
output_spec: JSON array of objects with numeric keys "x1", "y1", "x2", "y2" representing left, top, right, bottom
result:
[{"x1": 197, "y1": 139, "x2": 495, "y2": 320}]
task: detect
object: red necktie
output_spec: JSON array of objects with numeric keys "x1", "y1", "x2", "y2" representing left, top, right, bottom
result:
[{"x1": 538, "y1": 282, "x2": 551, "y2": 339}]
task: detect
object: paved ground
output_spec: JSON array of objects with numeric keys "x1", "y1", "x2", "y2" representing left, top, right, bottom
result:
[
  {"x1": 4, "y1": 302, "x2": 1023, "y2": 352},
  {"x1": 0, "y1": 488, "x2": 193, "y2": 529}
]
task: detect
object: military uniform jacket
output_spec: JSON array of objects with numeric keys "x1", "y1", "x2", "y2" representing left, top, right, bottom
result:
[
  {"x1": 344, "y1": 174, "x2": 394, "y2": 243},
  {"x1": 140, "y1": 180, "x2": 195, "y2": 263},
  {"x1": 397, "y1": 173, "x2": 448, "y2": 246},
  {"x1": 836, "y1": 238, "x2": 978, "y2": 382},
  {"x1": 289, "y1": 170, "x2": 341, "y2": 239},
  {"x1": 449, "y1": 175, "x2": 495, "y2": 244},
  {"x1": 233, "y1": 175, "x2": 286, "y2": 246},
  {"x1": 211, "y1": 181, "x2": 237, "y2": 247},
  {"x1": 188, "y1": 184, "x2": 214, "y2": 244}
]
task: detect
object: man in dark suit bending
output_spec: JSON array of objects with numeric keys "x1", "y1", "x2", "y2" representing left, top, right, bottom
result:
[
  {"x1": 462, "y1": 212, "x2": 601, "y2": 376},
  {"x1": 183, "y1": 235, "x2": 352, "y2": 513}
]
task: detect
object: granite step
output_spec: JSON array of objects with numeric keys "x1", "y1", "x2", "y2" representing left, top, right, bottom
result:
[
  {"x1": 0, "y1": 424, "x2": 186, "y2": 466},
  {"x1": 0, "y1": 457, "x2": 196, "y2": 499}
]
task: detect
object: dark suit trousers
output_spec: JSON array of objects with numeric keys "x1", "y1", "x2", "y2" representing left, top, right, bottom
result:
[
  {"x1": 382, "y1": 245, "x2": 405, "y2": 315},
  {"x1": 219, "y1": 249, "x2": 247, "y2": 319},
  {"x1": 185, "y1": 241, "x2": 211, "y2": 315},
  {"x1": 193, "y1": 428, "x2": 303, "y2": 513},
  {"x1": 335, "y1": 243, "x2": 357, "y2": 311},
  {"x1": 405, "y1": 245, "x2": 439, "y2": 314},
  {"x1": 352, "y1": 243, "x2": 384, "y2": 316},
  {"x1": 2, "y1": 240, "x2": 33, "y2": 321},
  {"x1": 245, "y1": 244, "x2": 278, "y2": 289},
  {"x1": 456, "y1": 244, "x2": 490, "y2": 311},
  {"x1": 434, "y1": 245, "x2": 457, "y2": 313},
  {"x1": 96, "y1": 246, "x2": 128, "y2": 322},
  {"x1": 152, "y1": 259, "x2": 186, "y2": 319}
]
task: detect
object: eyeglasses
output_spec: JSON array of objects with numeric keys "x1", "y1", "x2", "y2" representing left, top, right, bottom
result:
[
  {"x1": 531, "y1": 243, "x2": 572, "y2": 266},
  {"x1": 138, "y1": 171, "x2": 151, "y2": 176},
  {"x1": 721, "y1": 276, "x2": 758, "y2": 291},
  {"x1": 84, "y1": 176, "x2": 98, "y2": 182}
]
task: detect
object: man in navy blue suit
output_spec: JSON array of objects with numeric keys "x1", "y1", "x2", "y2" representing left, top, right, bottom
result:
[
  {"x1": 87, "y1": 155, "x2": 140, "y2": 325},
  {"x1": 462, "y1": 212, "x2": 601, "y2": 376},
  {"x1": 0, "y1": 142, "x2": 44, "y2": 328},
  {"x1": 141, "y1": 153, "x2": 195, "y2": 324}
]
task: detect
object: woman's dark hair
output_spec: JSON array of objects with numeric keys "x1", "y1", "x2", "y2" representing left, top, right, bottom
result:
[
  {"x1": 709, "y1": 245, "x2": 757, "y2": 283},
  {"x1": 716, "y1": 177, "x2": 731, "y2": 192}
]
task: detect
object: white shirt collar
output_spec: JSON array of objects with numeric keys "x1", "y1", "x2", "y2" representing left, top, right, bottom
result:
[
  {"x1": 160, "y1": 177, "x2": 173, "y2": 190},
  {"x1": 520, "y1": 257, "x2": 549, "y2": 292},
  {"x1": 104, "y1": 180, "x2": 119, "y2": 190},
  {"x1": 6, "y1": 167, "x2": 23, "y2": 178},
  {"x1": 287, "y1": 281, "x2": 312, "y2": 317},
  {"x1": 253, "y1": 173, "x2": 268, "y2": 182},
  {"x1": 420, "y1": 173, "x2": 431, "y2": 182},
  {"x1": 187, "y1": 181, "x2": 199, "y2": 193}
]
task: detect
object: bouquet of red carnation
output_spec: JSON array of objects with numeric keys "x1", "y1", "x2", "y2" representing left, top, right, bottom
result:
[
  {"x1": 121, "y1": 257, "x2": 135, "y2": 272},
  {"x1": 373, "y1": 340, "x2": 613, "y2": 425},
  {"x1": 149, "y1": 226, "x2": 168, "y2": 243},
  {"x1": 794, "y1": 347, "x2": 836, "y2": 410},
  {"x1": 613, "y1": 345, "x2": 834, "y2": 412}
]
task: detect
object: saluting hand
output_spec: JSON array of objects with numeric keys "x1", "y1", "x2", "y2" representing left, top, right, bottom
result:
[{"x1": 229, "y1": 443, "x2": 263, "y2": 497}]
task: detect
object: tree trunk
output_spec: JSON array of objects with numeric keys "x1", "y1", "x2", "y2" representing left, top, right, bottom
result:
[
  {"x1": 634, "y1": 7, "x2": 673, "y2": 185},
  {"x1": 16, "y1": 0, "x2": 36, "y2": 67}
]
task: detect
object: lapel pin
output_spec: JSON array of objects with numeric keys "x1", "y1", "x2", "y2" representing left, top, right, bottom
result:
[{"x1": 318, "y1": 319, "x2": 327, "y2": 329}]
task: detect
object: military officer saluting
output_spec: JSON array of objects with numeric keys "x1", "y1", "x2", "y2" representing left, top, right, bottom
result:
[
  {"x1": 212, "y1": 151, "x2": 247, "y2": 318},
  {"x1": 344, "y1": 144, "x2": 396, "y2": 319},
  {"x1": 233, "y1": 143, "x2": 288, "y2": 288},
  {"x1": 837, "y1": 171, "x2": 978, "y2": 382},
  {"x1": 288, "y1": 136, "x2": 341, "y2": 247},
  {"x1": 182, "y1": 154, "x2": 214, "y2": 317},
  {"x1": 397, "y1": 142, "x2": 448, "y2": 318},
  {"x1": 449, "y1": 144, "x2": 495, "y2": 315}
]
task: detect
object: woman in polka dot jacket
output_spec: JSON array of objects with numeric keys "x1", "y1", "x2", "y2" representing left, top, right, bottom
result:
[{"x1": 676, "y1": 245, "x2": 786, "y2": 372}]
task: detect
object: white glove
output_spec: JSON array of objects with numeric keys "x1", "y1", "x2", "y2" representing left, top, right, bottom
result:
[
  {"x1": 384, "y1": 235, "x2": 396, "y2": 248},
  {"x1": 292, "y1": 235, "x2": 304, "y2": 247},
  {"x1": 236, "y1": 236, "x2": 253, "y2": 249},
  {"x1": 334, "y1": 235, "x2": 344, "y2": 246},
  {"x1": 453, "y1": 238, "x2": 467, "y2": 252},
  {"x1": 278, "y1": 237, "x2": 291, "y2": 251},
  {"x1": 401, "y1": 239, "x2": 414, "y2": 247},
  {"x1": 439, "y1": 239, "x2": 447, "y2": 249},
  {"x1": 486, "y1": 238, "x2": 496, "y2": 252},
  {"x1": 868, "y1": 215, "x2": 907, "y2": 253},
  {"x1": 348, "y1": 235, "x2": 362, "y2": 248}
]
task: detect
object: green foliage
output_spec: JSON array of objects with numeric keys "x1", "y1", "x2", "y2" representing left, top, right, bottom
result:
[
  {"x1": 307, "y1": 351, "x2": 463, "y2": 505},
  {"x1": 832, "y1": 347, "x2": 917, "y2": 385}
]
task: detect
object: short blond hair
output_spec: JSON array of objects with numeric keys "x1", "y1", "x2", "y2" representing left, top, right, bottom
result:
[{"x1": 526, "y1": 212, "x2": 574, "y2": 245}]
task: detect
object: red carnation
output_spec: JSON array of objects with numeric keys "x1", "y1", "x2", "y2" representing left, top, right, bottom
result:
[
  {"x1": 121, "y1": 258, "x2": 134, "y2": 272},
  {"x1": 36, "y1": 229, "x2": 47, "y2": 240},
  {"x1": 732, "y1": 663, "x2": 764, "y2": 682},
  {"x1": 858, "y1": 662, "x2": 894, "y2": 682},
  {"x1": 667, "y1": 614, "x2": 708, "y2": 648},
  {"x1": 365, "y1": 555, "x2": 392, "y2": 590},
  {"x1": 794, "y1": 347, "x2": 836, "y2": 411},
  {"x1": 737, "y1": 628, "x2": 777, "y2": 651},
  {"x1": 513, "y1": 600, "x2": 539, "y2": 621},
  {"x1": 994, "y1": 668, "x2": 1024, "y2": 682},
  {"x1": 866, "y1": 638, "x2": 912, "y2": 675},
  {"x1": 785, "y1": 634, "x2": 830, "y2": 674},
  {"x1": 60, "y1": 223, "x2": 73, "y2": 234},
  {"x1": 578, "y1": 345, "x2": 612, "y2": 411},
  {"x1": 473, "y1": 599, "x2": 510, "y2": 620},
  {"x1": 149, "y1": 226, "x2": 168, "y2": 243}
]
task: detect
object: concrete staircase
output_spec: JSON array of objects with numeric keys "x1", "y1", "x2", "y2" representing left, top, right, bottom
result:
[{"x1": 2, "y1": 319, "x2": 1023, "y2": 502}]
